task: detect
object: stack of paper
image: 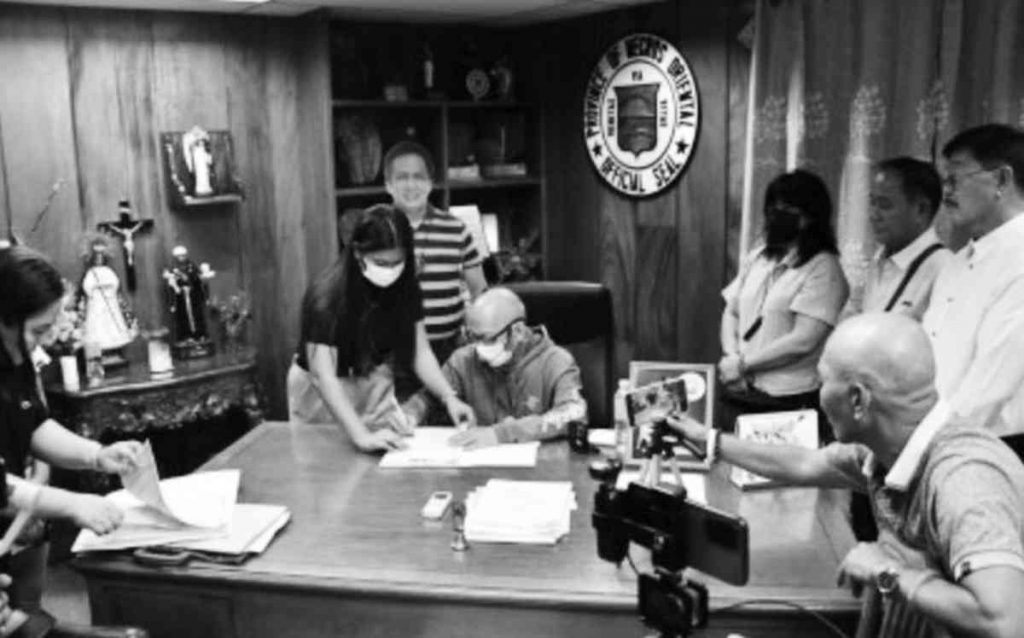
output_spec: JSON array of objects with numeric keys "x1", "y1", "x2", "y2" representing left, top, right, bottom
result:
[
  {"x1": 72, "y1": 440, "x2": 289, "y2": 556},
  {"x1": 464, "y1": 479, "x2": 576, "y2": 545},
  {"x1": 165, "y1": 503, "x2": 290, "y2": 555},
  {"x1": 379, "y1": 427, "x2": 540, "y2": 468}
]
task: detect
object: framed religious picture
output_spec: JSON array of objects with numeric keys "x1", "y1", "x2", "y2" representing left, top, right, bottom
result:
[
  {"x1": 161, "y1": 127, "x2": 243, "y2": 208},
  {"x1": 624, "y1": 361, "x2": 716, "y2": 471},
  {"x1": 729, "y1": 409, "x2": 819, "y2": 490}
]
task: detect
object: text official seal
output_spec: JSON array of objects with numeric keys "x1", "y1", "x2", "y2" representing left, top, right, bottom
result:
[{"x1": 583, "y1": 34, "x2": 700, "y2": 198}]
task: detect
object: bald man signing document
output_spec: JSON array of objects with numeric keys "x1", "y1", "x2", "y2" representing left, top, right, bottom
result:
[
  {"x1": 671, "y1": 314, "x2": 1024, "y2": 638},
  {"x1": 403, "y1": 287, "x2": 587, "y2": 449}
]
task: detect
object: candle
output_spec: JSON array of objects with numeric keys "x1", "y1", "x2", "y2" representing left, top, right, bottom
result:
[{"x1": 148, "y1": 336, "x2": 174, "y2": 376}]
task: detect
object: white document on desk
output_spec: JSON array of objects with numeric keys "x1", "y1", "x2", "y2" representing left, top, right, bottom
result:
[
  {"x1": 72, "y1": 468, "x2": 241, "y2": 553},
  {"x1": 465, "y1": 479, "x2": 576, "y2": 544},
  {"x1": 379, "y1": 427, "x2": 540, "y2": 468}
]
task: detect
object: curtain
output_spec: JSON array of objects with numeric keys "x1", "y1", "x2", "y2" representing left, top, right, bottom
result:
[{"x1": 740, "y1": 0, "x2": 1024, "y2": 294}]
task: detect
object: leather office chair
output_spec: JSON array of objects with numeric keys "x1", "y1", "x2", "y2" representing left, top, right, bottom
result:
[{"x1": 504, "y1": 282, "x2": 615, "y2": 427}]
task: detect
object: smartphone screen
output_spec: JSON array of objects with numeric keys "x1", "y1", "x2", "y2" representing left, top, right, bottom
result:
[{"x1": 626, "y1": 376, "x2": 688, "y2": 459}]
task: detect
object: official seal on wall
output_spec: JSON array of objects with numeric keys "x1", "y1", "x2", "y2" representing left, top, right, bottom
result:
[{"x1": 583, "y1": 33, "x2": 700, "y2": 198}]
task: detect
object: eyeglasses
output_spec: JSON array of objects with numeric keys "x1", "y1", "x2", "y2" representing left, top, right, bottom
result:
[
  {"x1": 941, "y1": 167, "x2": 996, "y2": 191},
  {"x1": 465, "y1": 318, "x2": 523, "y2": 345}
]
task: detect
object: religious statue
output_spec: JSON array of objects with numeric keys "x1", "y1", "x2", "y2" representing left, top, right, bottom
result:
[
  {"x1": 182, "y1": 126, "x2": 214, "y2": 197},
  {"x1": 162, "y1": 245, "x2": 216, "y2": 358},
  {"x1": 76, "y1": 236, "x2": 138, "y2": 367},
  {"x1": 97, "y1": 199, "x2": 153, "y2": 292}
]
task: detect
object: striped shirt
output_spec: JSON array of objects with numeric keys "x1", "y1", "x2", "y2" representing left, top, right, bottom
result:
[{"x1": 413, "y1": 206, "x2": 483, "y2": 341}]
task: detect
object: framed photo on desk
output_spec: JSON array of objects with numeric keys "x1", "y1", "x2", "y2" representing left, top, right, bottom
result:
[{"x1": 624, "y1": 362, "x2": 716, "y2": 471}]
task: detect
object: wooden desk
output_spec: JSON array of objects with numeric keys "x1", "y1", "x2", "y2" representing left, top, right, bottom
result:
[{"x1": 75, "y1": 423, "x2": 860, "y2": 638}]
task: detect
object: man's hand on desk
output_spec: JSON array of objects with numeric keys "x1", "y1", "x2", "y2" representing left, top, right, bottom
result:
[
  {"x1": 837, "y1": 542, "x2": 898, "y2": 597},
  {"x1": 354, "y1": 428, "x2": 408, "y2": 453},
  {"x1": 72, "y1": 494, "x2": 124, "y2": 535},
  {"x1": 448, "y1": 426, "x2": 499, "y2": 450},
  {"x1": 96, "y1": 440, "x2": 145, "y2": 474}
]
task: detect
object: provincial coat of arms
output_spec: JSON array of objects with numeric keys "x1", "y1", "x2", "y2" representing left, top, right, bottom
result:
[{"x1": 583, "y1": 33, "x2": 700, "y2": 198}]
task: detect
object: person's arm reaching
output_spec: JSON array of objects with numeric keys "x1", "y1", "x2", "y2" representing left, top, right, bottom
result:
[
  {"x1": 411, "y1": 322, "x2": 476, "y2": 428},
  {"x1": 307, "y1": 342, "x2": 404, "y2": 452},
  {"x1": 668, "y1": 415, "x2": 858, "y2": 489},
  {"x1": 30, "y1": 420, "x2": 142, "y2": 474}
]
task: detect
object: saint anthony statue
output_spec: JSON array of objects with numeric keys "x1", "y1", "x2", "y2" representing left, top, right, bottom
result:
[
  {"x1": 77, "y1": 237, "x2": 137, "y2": 361},
  {"x1": 162, "y1": 245, "x2": 215, "y2": 347}
]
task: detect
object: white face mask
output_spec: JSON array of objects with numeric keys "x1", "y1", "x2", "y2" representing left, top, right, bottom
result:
[
  {"x1": 475, "y1": 340, "x2": 513, "y2": 368},
  {"x1": 361, "y1": 260, "x2": 404, "y2": 288}
]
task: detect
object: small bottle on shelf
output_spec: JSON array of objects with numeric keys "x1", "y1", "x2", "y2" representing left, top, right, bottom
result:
[{"x1": 613, "y1": 379, "x2": 632, "y2": 459}]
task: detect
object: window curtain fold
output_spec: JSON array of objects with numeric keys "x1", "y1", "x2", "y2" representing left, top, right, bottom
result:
[{"x1": 740, "y1": 0, "x2": 1024, "y2": 292}]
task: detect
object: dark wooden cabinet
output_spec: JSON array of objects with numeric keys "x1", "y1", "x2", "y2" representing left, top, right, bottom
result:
[{"x1": 46, "y1": 349, "x2": 263, "y2": 491}]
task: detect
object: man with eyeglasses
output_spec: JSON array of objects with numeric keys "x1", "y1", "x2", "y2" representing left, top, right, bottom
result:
[
  {"x1": 402, "y1": 287, "x2": 587, "y2": 448},
  {"x1": 922, "y1": 123, "x2": 1024, "y2": 436}
]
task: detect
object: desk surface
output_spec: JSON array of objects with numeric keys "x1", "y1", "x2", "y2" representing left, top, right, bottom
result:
[{"x1": 76, "y1": 422, "x2": 859, "y2": 637}]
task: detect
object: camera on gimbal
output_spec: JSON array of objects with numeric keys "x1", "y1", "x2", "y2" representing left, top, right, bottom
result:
[{"x1": 591, "y1": 420, "x2": 749, "y2": 638}]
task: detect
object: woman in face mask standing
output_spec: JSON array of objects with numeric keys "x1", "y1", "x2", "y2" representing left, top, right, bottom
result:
[
  {"x1": 287, "y1": 204, "x2": 476, "y2": 451},
  {"x1": 718, "y1": 170, "x2": 849, "y2": 442}
]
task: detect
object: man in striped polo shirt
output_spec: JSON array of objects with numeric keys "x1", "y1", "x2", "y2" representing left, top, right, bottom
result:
[{"x1": 384, "y1": 141, "x2": 487, "y2": 367}]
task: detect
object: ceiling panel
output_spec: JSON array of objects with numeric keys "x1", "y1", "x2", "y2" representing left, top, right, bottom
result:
[{"x1": 6, "y1": 0, "x2": 662, "y2": 24}]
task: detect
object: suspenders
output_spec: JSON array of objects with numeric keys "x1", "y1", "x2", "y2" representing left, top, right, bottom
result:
[{"x1": 883, "y1": 244, "x2": 944, "y2": 312}]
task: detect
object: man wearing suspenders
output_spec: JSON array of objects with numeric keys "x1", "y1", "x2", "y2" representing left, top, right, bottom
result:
[
  {"x1": 846, "y1": 157, "x2": 951, "y2": 321},
  {"x1": 846, "y1": 156, "x2": 952, "y2": 541}
]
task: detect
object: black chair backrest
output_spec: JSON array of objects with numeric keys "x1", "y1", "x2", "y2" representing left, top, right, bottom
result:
[
  {"x1": 504, "y1": 282, "x2": 615, "y2": 427},
  {"x1": 1001, "y1": 433, "x2": 1024, "y2": 463}
]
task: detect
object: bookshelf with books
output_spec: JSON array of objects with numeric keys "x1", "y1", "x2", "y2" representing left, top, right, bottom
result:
[{"x1": 330, "y1": 22, "x2": 546, "y2": 280}]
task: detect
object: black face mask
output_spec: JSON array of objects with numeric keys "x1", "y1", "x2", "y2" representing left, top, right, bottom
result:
[{"x1": 765, "y1": 209, "x2": 802, "y2": 249}]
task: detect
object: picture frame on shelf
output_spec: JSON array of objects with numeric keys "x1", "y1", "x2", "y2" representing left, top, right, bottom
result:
[
  {"x1": 623, "y1": 361, "x2": 717, "y2": 471},
  {"x1": 160, "y1": 128, "x2": 243, "y2": 208}
]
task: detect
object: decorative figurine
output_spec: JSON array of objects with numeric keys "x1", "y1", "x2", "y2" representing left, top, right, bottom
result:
[
  {"x1": 182, "y1": 126, "x2": 214, "y2": 197},
  {"x1": 162, "y1": 245, "x2": 216, "y2": 359},
  {"x1": 77, "y1": 236, "x2": 137, "y2": 368},
  {"x1": 97, "y1": 199, "x2": 154, "y2": 292},
  {"x1": 490, "y1": 56, "x2": 514, "y2": 101}
]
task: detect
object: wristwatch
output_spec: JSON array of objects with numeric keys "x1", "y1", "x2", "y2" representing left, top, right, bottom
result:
[{"x1": 876, "y1": 566, "x2": 900, "y2": 597}]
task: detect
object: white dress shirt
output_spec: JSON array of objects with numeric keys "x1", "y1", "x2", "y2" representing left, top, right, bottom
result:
[
  {"x1": 923, "y1": 212, "x2": 1024, "y2": 435},
  {"x1": 847, "y1": 227, "x2": 951, "y2": 320}
]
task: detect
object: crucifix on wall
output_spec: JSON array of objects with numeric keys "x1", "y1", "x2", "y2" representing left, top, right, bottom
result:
[{"x1": 97, "y1": 199, "x2": 153, "y2": 292}]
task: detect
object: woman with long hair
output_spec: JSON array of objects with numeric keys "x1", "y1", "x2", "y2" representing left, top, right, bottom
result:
[
  {"x1": 719, "y1": 170, "x2": 849, "y2": 441},
  {"x1": 0, "y1": 245, "x2": 142, "y2": 618},
  {"x1": 287, "y1": 204, "x2": 475, "y2": 451}
]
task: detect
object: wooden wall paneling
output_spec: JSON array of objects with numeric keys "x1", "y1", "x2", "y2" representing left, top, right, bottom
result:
[
  {"x1": 674, "y1": 1, "x2": 730, "y2": 364},
  {"x1": 726, "y1": 2, "x2": 754, "y2": 284},
  {"x1": 294, "y1": 13, "x2": 337, "y2": 286},
  {"x1": 630, "y1": 1, "x2": 682, "y2": 362},
  {"x1": 224, "y1": 17, "x2": 282, "y2": 416},
  {"x1": 261, "y1": 14, "x2": 336, "y2": 417},
  {"x1": 149, "y1": 13, "x2": 242, "y2": 302},
  {"x1": 65, "y1": 8, "x2": 164, "y2": 327},
  {"x1": 0, "y1": 5, "x2": 84, "y2": 277},
  {"x1": 540, "y1": 0, "x2": 737, "y2": 373}
]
